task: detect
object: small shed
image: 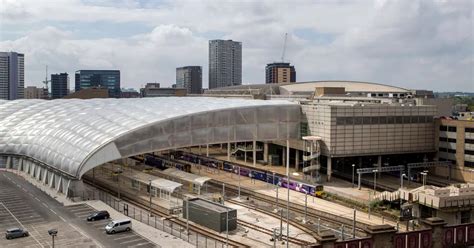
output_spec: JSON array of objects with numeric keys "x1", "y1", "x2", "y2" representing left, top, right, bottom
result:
[{"x1": 183, "y1": 198, "x2": 237, "y2": 232}]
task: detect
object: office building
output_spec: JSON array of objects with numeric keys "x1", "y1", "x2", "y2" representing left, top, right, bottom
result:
[
  {"x1": 0, "y1": 52, "x2": 24, "y2": 100},
  {"x1": 63, "y1": 88, "x2": 109, "y2": 99},
  {"x1": 176, "y1": 66, "x2": 202, "y2": 94},
  {"x1": 265, "y1": 62, "x2": 296, "y2": 84},
  {"x1": 140, "y1": 83, "x2": 187, "y2": 97},
  {"x1": 209, "y1": 40, "x2": 242, "y2": 89},
  {"x1": 121, "y1": 88, "x2": 140, "y2": 98},
  {"x1": 51, "y1": 73, "x2": 69, "y2": 99},
  {"x1": 435, "y1": 118, "x2": 474, "y2": 181},
  {"x1": 24, "y1": 86, "x2": 47, "y2": 99},
  {"x1": 75, "y1": 70, "x2": 120, "y2": 98}
]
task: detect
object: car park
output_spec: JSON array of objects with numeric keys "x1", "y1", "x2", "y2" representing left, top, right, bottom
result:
[
  {"x1": 86, "y1": 210, "x2": 110, "y2": 221},
  {"x1": 105, "y1": 219, "x2": 132, "y2": 234},
  {"x1": 5, "y1": 228, "x2": 29, "y2": 240}
]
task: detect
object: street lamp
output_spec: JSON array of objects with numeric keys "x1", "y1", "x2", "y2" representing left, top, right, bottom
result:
[
  {"x1": 48, "y1": 229, "x2": 58, "y2": 248},
  {"x1": 420, "y1": 171, "x2": 428, "y2": 186},
  {"x1": 352, "y1": 164, "x2": 355, "y2": 188},
  {"x1": 372, "y1": 169, "x2": 378, "y2": 192},
  {"x1": 148, "y1": 178, "x2": 153, "y2": 216},
  {"x1": 400, "y1": 173, "x2": 407, "y2": 207},
  {"x1": 400, "y1": 173, "x2": 406, "y2": 189}
]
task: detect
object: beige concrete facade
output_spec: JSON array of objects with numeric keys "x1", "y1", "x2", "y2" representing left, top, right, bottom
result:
[
  {"x1": 24, "y1": 86, "x2": 47, "y2": 99},
  {"x1": 301, "y1": 101, "x2": 437, "y2": 157},
  {"x1": 435, "y1": 119, "x2": 474, "y2": 182}
]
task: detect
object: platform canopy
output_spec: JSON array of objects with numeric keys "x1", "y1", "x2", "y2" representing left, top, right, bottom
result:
[
  {"x1": 162, "y1": 168, "x2": 211, "y2": 187},
  {"x1": 0, "y1": 97, "x2": 300, "y2": 179}
]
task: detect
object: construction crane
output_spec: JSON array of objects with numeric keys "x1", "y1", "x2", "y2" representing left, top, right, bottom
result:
[
  {"x1": 280, "y1": 33, "x2": 288, "y2": 62},
  {"x1": 42, "y1": 65, "x2": 50, "y2": 92}
]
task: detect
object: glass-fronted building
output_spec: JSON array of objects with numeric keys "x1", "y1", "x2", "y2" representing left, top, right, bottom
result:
[
  {"x1": 176, "y1": 66, "x2": 202, "y2": 94},
  {"x1": 75, "y1": 70, "x2": 120, "y2": 98},
  {"x1": 51, "y1": 73, "x2": 69, "y2": 99},
  {"x1": 0, "y1": 52, "x2": 24, "y2": 100}
]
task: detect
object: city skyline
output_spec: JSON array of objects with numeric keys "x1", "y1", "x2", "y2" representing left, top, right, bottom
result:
[{"x1": 0, "y1": 0, "x2": 472, "y2": 92}]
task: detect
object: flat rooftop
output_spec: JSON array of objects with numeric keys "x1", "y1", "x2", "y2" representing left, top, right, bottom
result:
[{"x1": 189, "y1": 198, "x2": 234, "y2": 213}]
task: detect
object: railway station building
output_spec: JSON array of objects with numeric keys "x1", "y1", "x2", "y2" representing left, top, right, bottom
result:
[
  {"x1": 0, "y1": 97, "x2": 300, "y2": 196},
  {"x1": 204, "y1": 81, "x2": 453, "y2": 182}
]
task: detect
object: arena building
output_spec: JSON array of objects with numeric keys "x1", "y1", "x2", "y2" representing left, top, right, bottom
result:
[{"x1": 204, "y1": 80, "x2": 450, "y2": 182}]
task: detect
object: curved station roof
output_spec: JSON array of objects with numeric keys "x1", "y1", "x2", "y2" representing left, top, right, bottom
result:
[{"x1": 0, "y1": 97, "x2": 300, "y2": 179}]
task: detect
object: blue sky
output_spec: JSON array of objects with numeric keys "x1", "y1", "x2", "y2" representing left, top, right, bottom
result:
[{"x1": 0, "y1": 0, "x2": 472, "y2": 91}]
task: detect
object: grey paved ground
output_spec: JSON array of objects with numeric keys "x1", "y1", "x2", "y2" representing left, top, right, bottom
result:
[{"x1": 0, "y1": 171, "x2": 156, "y2": 248}]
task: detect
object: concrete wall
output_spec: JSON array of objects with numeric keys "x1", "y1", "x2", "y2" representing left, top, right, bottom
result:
[{"x1": 302, "y1": 102, "x2": 437, "y2": 157}]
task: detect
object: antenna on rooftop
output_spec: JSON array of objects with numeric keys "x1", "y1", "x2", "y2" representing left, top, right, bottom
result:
[
  {"x1": 281, "y1": 33, "x2": 288, "y2": 62},
  {"x1": 42, "y1": 65, "x2": 50, "y2": 92}
]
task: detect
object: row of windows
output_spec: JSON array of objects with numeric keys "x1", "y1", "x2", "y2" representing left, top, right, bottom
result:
[
  {"x1": 439, "y1": 148, "x2": 456, "y2": 153},
  {"x1": 466, "y1": 128, "x2": 474, "y2": 133},
  {"x1": 466, "y1": 150, "x2": 474, "y2": 155},
  {"x1": 466, "y1": 139, "x2": 474, "y2": 144},
  {"x1": 439, "y1": 137, "x2": 456, "y2": 143},
  {"x1": 466, "y1": 161, "x2": 474, "y2": 167},
  {"x1": 440, "y1": 125, "x2": 457, "y2": 132},
  {"x1": 439, "y1": 158, "x2": 456, "y2": 164},
  {"x1": 335, "y1": 116, "x2": 433, "y2": 125}
]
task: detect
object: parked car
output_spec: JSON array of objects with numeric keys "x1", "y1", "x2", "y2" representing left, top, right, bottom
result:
[
  {"x1": 105, "y1": 219, "x2": 132, "y2": 234},
  {"x1": 5, "y1": 228, "x2": 29, "y2": 239},
  {"x1": 87, "y1": 211, "x2": 110, "y2": 221}
]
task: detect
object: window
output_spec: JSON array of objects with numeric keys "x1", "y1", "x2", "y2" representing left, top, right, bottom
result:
[
  {"x1": 447, "y1": 138, "x2": 456, "y2": 143},
  {"x1": 466, "y1": 161, "x2": 474, "y2": 167},
  {"x1": 300, "y1": 122, "x2": 309, "y2": 137},
  {"x1": 439, "y1": 147, "x2": 447, "y2": 152},
  {"x1": 345, "y1": 117, "x2": 353, "y2": 125},
  {"x1": 371, "y1": 117, "x2": 379, "y2": 124},
  {"x1": 461, "y1": 210, "x2": 471, "y2": 224},
  {"x1": 466, "y1": 150, "x2": 474, "y2": 155},
  {"x1": 354, "y1": 117, "x2": 363, "y2": 125},
  {"x1": 411, "y1": 116, "x2": 419, "y2": 123},
  {"x1": 447, "y1": 149, "x2": 456, "y2": 154},
  {"x1": 379, "y1": 116, "x2": 387, "y2": 124},
  {"x1": 403, "y1": 116, "x2": 411, "y2": 124},
  {"x1": 466, "y1": 128, "x2": 474, "y2": 133},
  {"x1": 448, "y1": 126, "x2": 457, "y2": 132},
  {"x1": 466, "y1": 139, "x2": 474, "y2": 144},
  {"x1": 440, "y1": 125, "x2": 448, "y2": 131},
  {"x1": 387, "y1": 116, "x2": 395, "y2": 124},
  {"x1": 363, "y1": 117, "x2": 371, "y2": 125},
  {"x1": 439, "y1": 137, "x2": 447, "y2": 142},
  {"x1": 396, "y1": 116, "x2": 403, "y2": 124}
]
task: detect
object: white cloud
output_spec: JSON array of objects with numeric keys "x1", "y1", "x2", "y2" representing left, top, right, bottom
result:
[{"x1": 0, "y1": 0, "x2": 472, "y2": 92}]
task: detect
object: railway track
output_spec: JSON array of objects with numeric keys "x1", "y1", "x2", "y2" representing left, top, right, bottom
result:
[
  {"x1": 236, "y1": 219, "x2": 311, "y2": 246},
  {"x1": 82, "y1": 177, "x2": 250, "y2": 248},
  {"x1": 145, "y1": 154, "x2": 370, "y2": 237},
  {"x1": 209, "y1": 180, "x2": 368, "y2": 238},
  {"x1": 231, "y1": 199, "x2": 315, "y2": 245}
]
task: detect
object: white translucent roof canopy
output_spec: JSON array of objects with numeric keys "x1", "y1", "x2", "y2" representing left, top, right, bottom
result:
[{"x1": 0, "y1": 97, "x2": 300, "y2": 179}]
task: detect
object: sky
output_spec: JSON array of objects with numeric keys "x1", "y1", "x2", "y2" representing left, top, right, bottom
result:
[{"x1": 0, "y1": 0, "x2": 473, "y2": 92}]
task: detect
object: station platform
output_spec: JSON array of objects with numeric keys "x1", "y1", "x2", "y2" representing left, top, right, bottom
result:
[
  {"x1": 182, "y1": 150, "x2": 402, "y2": 229},
  {"x1": 88, "y1": 163, "x2": 317, "y2": 247}
]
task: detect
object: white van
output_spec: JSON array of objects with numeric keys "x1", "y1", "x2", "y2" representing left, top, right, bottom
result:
[{"x1": 105, "y1": 219, "x2": 132, "y2": 234}]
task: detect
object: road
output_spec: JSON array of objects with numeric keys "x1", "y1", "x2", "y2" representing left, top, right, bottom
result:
[{"x1": 0, "y1": 171, "x2": 156, "y2": 248}]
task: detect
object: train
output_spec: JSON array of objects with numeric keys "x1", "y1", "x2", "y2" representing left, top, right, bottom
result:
[
  {"x1": 131, "y1": 151, "x2": 324, "y2": 197},
  {"x1": 131, "y1": 154, "x2": 191, "y2": 172},
  {"x1": 171, "y1": 151, "x2": 325, "y2": 197}
]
